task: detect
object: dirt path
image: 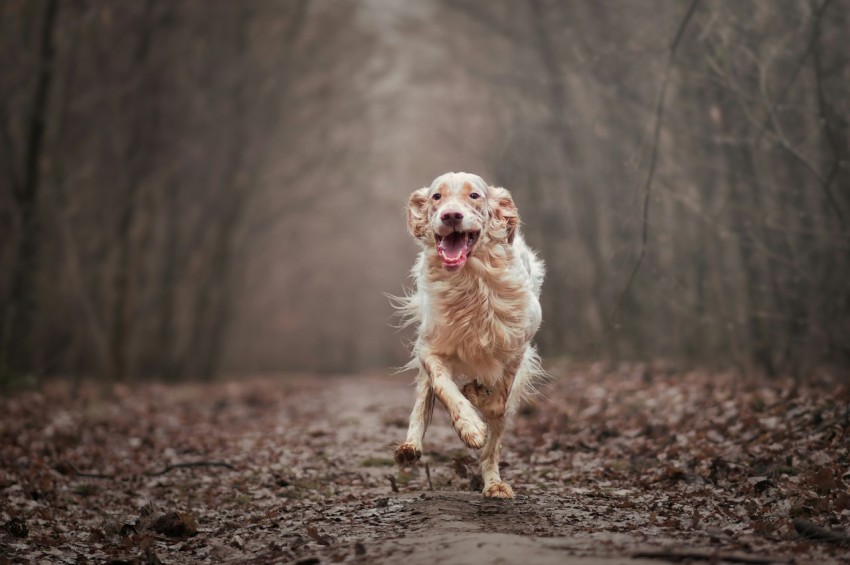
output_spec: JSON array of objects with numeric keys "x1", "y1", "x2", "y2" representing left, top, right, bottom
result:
[
  {"x1": 254, "y1": 376, "x2": 672, "y2": 565},
  {"x1": 1, "y1": 367, "x2": 848, "y2": 563}
]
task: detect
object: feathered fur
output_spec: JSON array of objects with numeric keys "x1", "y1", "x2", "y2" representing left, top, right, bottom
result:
[{"x1": 392, "y1": 172, "x2": 545, "y2": 499}]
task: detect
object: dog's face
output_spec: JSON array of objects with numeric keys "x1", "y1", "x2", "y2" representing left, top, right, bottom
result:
[{"x1": 407, "y1": 172, "x2": 518, "y2": 271}]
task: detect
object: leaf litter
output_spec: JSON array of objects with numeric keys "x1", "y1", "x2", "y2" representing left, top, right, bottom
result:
[{"x1": 0, "y1": 364, "x2": 848, "y2": 564}]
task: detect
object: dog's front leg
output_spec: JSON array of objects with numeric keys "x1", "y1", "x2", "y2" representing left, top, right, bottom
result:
[
  {"x1": 421, "y1": 352, "x2": 487, "y2": 449},
  {"x1": 395, "y1": 370, "x2": 434, "y2": 465},
  {"x1": 478, "y1": 355, "x2": 522, "y2": 498}
]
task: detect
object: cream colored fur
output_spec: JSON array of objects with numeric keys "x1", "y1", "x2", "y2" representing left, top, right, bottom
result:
[{"x1": 392, "y1": 172, "x2": 545, "y2": 499}]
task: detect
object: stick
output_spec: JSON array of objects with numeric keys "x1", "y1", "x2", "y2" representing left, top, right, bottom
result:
[
  {"x1": 146, "y1": 461, "x2": 235, "y2": 476},
  {"x1": 425, "y1": 462, "x2": 433, "y2": 491},
  {"x1": 64, "y1": 462, "x2": 114, "y2": 479},
  {"x1": 387, "y1": 474, "x2": 399, "y2": 493},
  {"x1": 632, "y1": 550, "x2": 791, "y2": 564},
  {"x1": 793, "y1": 518, "x2": 850, "y2": 545}
]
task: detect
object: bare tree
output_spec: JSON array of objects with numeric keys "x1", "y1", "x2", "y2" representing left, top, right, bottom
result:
[{"x1": 1, "y1": 0, "x2": 58, "y2": 378}]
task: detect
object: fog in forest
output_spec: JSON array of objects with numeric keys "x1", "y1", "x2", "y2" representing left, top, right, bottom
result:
[{"x1": 2, "y1": 0, "x2": 848, "y2": 382}]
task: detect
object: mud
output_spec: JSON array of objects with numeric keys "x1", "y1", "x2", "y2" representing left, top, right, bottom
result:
[{"x1": 299, "y1": 490, "x2": 669, "y2": 565}]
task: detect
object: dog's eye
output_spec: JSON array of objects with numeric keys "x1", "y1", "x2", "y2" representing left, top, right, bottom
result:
[
  {"x1": 432, "y1": 193, "x2": 441, "y2": 201},
  {"x1": 470, "y1": 193, "x2": 480, "y2": 200}
]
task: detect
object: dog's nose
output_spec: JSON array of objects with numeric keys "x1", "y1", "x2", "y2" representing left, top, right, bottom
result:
[{"x1": 441, "y1": 210, "x2": 463, "y2": 226}]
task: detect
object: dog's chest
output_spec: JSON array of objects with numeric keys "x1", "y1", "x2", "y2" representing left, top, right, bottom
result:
[{"x1": 426, "y1": 269, "x2": 530, "y2": 378}]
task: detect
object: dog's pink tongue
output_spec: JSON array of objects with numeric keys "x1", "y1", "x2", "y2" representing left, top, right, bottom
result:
[{"x1": 441, "y1": 232, "x2": 466, "y2": 259}]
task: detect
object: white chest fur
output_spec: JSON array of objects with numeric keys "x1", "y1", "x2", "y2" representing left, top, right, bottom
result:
[{"x1": 417, "y1": 247, "x2": 539, "y2": 385}]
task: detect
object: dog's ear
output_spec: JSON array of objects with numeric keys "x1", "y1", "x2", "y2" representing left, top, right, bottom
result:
[
  {"x1": 487, "y1": 186, "x2": 518, "y2": 244},
  {"x1": 406, "y1": 187, "x2": 431, "y2": 240}
]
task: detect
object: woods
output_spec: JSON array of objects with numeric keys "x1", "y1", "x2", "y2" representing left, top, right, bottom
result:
[
  {"x1": 1, "y1": 0, "x2": 373, "y2": 380},
  {"x1": 1, "y1": 0, "x2": 848, "y2": 382},
  {"x1": 2, "y1": 3, "x2": 850, "y2": 563}
]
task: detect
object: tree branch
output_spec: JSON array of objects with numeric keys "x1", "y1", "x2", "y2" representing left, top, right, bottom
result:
[
  {"x1": 608, "y1": 0, "x2": 701, "y2": 325},
  {"x1": 810, "y1": 0, "x2": 846, "y2": 230},
  {"x1": 766, "y1": 0, "x2": 831, "y2": 120},
  {"x1": 441, "y1": 0, "x2": 525, "y2": 44}
]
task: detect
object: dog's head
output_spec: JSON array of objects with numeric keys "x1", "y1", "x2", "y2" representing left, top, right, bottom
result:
[{"x1": 407, "y1": 172, "x2": 518, "y2": 271}]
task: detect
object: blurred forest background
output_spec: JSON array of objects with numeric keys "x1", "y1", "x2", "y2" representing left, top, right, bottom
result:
[{"x1": 1, "y1": 0, "x2": 848, "y2": 383}]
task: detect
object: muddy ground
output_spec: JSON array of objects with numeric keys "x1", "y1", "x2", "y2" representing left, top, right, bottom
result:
[{"x1": 1, "y1": 364, "x2": 849, "y2": 564}]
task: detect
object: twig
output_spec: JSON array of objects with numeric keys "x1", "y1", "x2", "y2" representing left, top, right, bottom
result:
[
  {"x1": 64, "y1": 462, "x2": 114, "y2": 479},
  {"x1": 767, "y1": 0, "x2": 831, "y2": 112},
  {"x1": 607, "y1": 0, "x2": 700, "y2": 326},
  {"x1": 632, "y1": 550, "x2": 792, "y2": 564},
  {"x1": 387, "y1": 474, "x2": 399, "y2": 493},
  {"x1": 441, "y1": 0, "x2": 524, "y2": 43},
  {"x1": 145, "y1": 461, "x2": 235, "y2": 476},
  {"x1": 810, "y1": 0, "x2": 846, "y2": 230},
  {"x1": 425, "y1": 462, "x2": 433, "y2": 491},
  {"x1": 747, "y1": 0, "x2": 844, "y2": 230},
  {"x1": 793, "y1": 518, "x2": 850, "y2": 545}
]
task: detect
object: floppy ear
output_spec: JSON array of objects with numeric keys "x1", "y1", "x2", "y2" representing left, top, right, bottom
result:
[
  {"x1": 406, "y1": 187, "x2": 431, "y2": 240},
  {"x1": 487, "y1": 186, "x2": 518, "y2": 244}
]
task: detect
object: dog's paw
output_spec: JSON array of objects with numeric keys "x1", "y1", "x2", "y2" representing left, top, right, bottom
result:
[
  {"x1": 394, "y1": 442, "x2": 422, "y2": 465},
  {"x1": 453, "y1": 413, "x2": 487, "y2": 449},
  {"x1": 483, "y1": 481, "x2": 514, "y2": 499}
]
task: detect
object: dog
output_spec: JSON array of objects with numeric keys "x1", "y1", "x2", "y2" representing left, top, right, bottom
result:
[{"x1": 392, "y1": 172, "x2": 545, "y2": 499}]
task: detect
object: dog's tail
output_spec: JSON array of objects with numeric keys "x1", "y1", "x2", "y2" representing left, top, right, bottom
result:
[{"x1": 506, "y1": 344, "x2": 548, "y2": 418}]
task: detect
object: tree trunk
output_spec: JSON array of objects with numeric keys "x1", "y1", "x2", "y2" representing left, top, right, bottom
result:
[
  {"x1": 1, "y1": 0, "x2": 59, "y2": 378},
  {"x1": 108, "y1": 0, "x2": 157, "y2": 381}
]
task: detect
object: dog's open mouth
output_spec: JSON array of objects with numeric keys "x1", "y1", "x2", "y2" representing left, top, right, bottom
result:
[{"x1": 435, "y1": 230, "x2": 480, "y2": 270}]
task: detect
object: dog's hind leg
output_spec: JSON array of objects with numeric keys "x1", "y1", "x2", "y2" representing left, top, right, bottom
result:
[
  {"x1": 395, "y1": 370, "x2": 434, "y2": 465},
  {"x1": 479, "y1": 416, "x2": 512, "y2": 498}
]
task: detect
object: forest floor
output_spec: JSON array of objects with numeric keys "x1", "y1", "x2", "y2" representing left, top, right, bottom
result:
[{"x1": 1, "y1": 363, "x2": 849, "y2": 564}]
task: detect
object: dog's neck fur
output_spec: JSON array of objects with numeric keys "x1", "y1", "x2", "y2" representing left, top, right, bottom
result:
[{"x1": 419, "y1": 238, "x2": 531, "y2": 382}]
